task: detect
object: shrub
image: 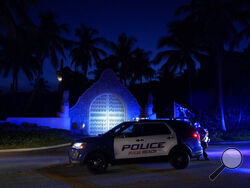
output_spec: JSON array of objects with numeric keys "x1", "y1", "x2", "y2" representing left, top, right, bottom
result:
[{"x1": 0, "y1": 122, "x2": 74, "y2": 149}]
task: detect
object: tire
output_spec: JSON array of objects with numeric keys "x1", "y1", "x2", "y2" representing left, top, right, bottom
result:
[
  {"x1": 170, "y1": 150, "x2": 190, "y2": 169},
  {"x1": 86, "y1": 153, "x2": 108, "y2": 173}
]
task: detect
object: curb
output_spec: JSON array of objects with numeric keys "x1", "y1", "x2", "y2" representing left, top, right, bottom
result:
[
  {"x1": 210, "y1": 140, "x2": 250, "y2": 145},
  {"x1": 0, "y1": 143, "x2": 71, "y2": 153}
]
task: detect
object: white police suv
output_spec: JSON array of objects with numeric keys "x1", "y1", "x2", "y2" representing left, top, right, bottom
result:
[{"x1": 68, "y1": 120, "x2": 203, "y2": 173}]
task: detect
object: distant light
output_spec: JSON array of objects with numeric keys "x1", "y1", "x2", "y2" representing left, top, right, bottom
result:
[
  {"x1": 134, "y1": 117, "x2": 148, "y2": 121},
  {"x1": 81, "y1": 123, "x2": 85, "y2": 129},
  {"x1": 133, "y1": 117, "x2": 140, "y2": 121},
  {"x1": 56, "y1": 70, "x2": 63, "y2": 82},
  {"x1": 57, "y1": 76, "x2": 62, "y2": 82}
]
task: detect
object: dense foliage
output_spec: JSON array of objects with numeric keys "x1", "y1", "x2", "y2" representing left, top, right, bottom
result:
[{"x1": 0, "y1": 0, "x2": 249, "y2": 132}]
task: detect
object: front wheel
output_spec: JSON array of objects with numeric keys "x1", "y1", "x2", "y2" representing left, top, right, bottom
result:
[
  {"x1": 86, "y1": 153, "x2": 108, "y2": 173},
  {"x1": 170, "y1": 150, "x2": 190, "y2": 169}
]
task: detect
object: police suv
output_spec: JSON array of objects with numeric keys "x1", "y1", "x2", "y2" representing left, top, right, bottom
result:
[{"x1": 68, "y1": 120, "x2": 203, "y2": 173}]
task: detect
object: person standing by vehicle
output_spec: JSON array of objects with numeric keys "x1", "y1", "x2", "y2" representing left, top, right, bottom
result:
[{"x1": 194, "y1": 122, "x2": 210, "y2": 160}]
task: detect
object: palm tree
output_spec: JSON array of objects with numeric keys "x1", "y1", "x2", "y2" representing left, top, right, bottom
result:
[
  {"x1": 35, "y1": 10, "x2": 72, "y2": 75},
  {"x1": 0, "y1": 27, "x2": 39, "y2": 91},
  {"x1": 91, "y1": 55, "x2": 120, "y2": 80},
  {"x1": 0, "y1": 0, "x2": 38, "y2": 38},
  {"x1": 92, "y1": 47, "x2": 155, "y2": 85},
  {"x1": 155, "y1": 21, "x2": 207, "y2": 107},
  {"x1": 130, "y1": 48, "x2": 155, "y2": 85},
  {"x1": 108, "y1": 33, "x2": 137, "y2": 86},
  {"x1": 176, "y1": 0, "x2": 250, "y2": 131},
  {"x1": 70, "y1": 24, "x2": 107, "y2": 75},
  {"x1": 25, "y1": 77, "x2": 50, "y2": 112},
  {"x1": 0, "y1": 0, "x2": 39, "y2": 91}
]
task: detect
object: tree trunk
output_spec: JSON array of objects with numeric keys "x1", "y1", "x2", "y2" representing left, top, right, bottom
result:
[
  {"x1": 216, "y1": 45, "x2": 226, "y2": 131},
  {"x1": 12, "y1": 71, "x2": 18, "y2": 92},
  {"x1": 188, "y1": 70, "x2": 193, "y2": 108},
  {"x1": 15, "y1": 74, "x2": 18, "y2": 92}
]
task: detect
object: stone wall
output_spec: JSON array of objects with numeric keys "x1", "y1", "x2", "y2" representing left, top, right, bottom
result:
[{"x1": 6, "y1": 117, "x2": 71, "y2": 130}]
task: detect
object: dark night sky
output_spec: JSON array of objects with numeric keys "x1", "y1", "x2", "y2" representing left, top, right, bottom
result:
[{"x1": 0, "y1": 0, "x2": 189, "y2": 92}]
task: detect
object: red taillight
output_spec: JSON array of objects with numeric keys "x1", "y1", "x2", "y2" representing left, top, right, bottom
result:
[{"x1": 193, "y1": 133, "x2": 200, "y2": 141}]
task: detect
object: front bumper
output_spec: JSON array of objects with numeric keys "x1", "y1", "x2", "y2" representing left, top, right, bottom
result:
[{"x1": 68, "y1": 147, "x2": 87, "y2": 164}]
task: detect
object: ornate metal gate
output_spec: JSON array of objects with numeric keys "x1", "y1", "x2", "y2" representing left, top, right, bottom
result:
[{"x1": 89, "y1": 93, "x2": 125, "y2": 135}]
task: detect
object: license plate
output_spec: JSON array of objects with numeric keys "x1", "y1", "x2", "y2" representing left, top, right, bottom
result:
[{"x1": 72, "y1": 150, "x2": 79, "y2": 159}]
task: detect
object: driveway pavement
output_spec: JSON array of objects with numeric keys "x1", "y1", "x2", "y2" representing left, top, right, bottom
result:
[{"x1": 0, "y1": 143, "x2": 249, "y2": 188}]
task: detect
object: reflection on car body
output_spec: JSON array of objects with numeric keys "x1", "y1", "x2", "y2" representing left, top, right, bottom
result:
[{"x1": 68, "y1": 120, "x2": 203, "y2": 173}]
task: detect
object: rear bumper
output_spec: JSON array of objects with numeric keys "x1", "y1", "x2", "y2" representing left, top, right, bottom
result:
[
  {"x1": 185, "y1": 140, "x2": 203, "y2": 158},
  {"x1": 191, "y1": 150, "x2": 203, "y2": 158}
]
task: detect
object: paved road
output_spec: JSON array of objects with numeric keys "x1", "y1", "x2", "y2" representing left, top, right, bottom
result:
[
  {"x1": 0, "y1": 147, "x2": 70, "y2": 188},
  {"x1": 0, "y1": 143, "x2": 249, "y2": 188}
]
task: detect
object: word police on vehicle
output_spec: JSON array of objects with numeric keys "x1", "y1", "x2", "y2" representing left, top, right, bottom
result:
[{"x1": 122, "y1": 142, "x2": 165, "y2": 151}]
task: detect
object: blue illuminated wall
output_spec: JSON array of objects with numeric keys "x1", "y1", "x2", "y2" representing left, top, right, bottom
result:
[{"x1": 69, "y1": 69, "x2": 141, "y2": 135}]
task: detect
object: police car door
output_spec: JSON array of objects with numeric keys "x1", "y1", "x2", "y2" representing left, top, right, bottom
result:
[
  {"x1": 140, "y1": 122, "x2": 177, "y2": 157},
  {"x1": 114, "y1": 123, "x2": 144, "y2": 159}
]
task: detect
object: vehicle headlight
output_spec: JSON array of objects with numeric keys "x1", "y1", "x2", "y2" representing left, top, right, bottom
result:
[{"x1": 72, "y1": 142, "x2": 87, "y2": 149}]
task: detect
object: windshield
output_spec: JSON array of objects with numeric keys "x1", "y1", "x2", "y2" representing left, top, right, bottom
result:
[{"x1": 103, "y1": 122, "x2": 130, "y2": 136}]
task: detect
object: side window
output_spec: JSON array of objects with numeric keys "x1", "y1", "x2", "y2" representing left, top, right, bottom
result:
[
  {"x1": 116, "y1": 124, "x2": 142, "y2": 137},
  {"x1": 112, "y1": 123, "x2": 127, "y2": 134},
  {"x1": 142, "y1": 123, "x2": 171, "y2": 136}
]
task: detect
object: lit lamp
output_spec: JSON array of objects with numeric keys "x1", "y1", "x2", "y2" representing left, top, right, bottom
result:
[
  {"x1": 56, "y1": 69, "x2": 63, "y2": 95},
  {"x1": 81, "y1": 123, "x2": 85, "y2": 135},
  {"x1": 56, "y1": 70, "x2": 63, "y2": 82},
  {"x1": 57, "y1": 59, "x2": 64, "y2": 83}
]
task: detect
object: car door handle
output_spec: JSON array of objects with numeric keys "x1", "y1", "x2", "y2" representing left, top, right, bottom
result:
[
  {"x1": 136, "y1": 139, "x2": 144, "y2": 142},
  {"x1": 167, "y1": 136, "x2": 174, "y2": 139}
]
